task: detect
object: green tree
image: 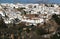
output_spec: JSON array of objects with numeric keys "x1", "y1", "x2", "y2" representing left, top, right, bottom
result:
[
  {"x1": 36, "y1": 28, "x2": 47, "y2": 35},
  {"x1": 0, "y1": 15, "x2": 7, "y2": 28},
  {"x1": 51, "y1": 33, "x2": 60, "y2": 39},
  {"x1": 52, "y1": 14, "x2": 60, "y2": 25}
]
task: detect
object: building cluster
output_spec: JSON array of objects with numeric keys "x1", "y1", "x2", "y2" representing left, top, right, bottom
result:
[
  {"x1": 0, "y1": 3, "x2": 60, "y2": 39},
  {"x1": 0, "y1": 3, "x2": 60, "y2": 25}
]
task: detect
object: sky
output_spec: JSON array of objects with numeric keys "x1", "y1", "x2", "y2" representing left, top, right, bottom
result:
[{"x1": 0, "y1": 0, "x2": 60, "y2": 4}]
